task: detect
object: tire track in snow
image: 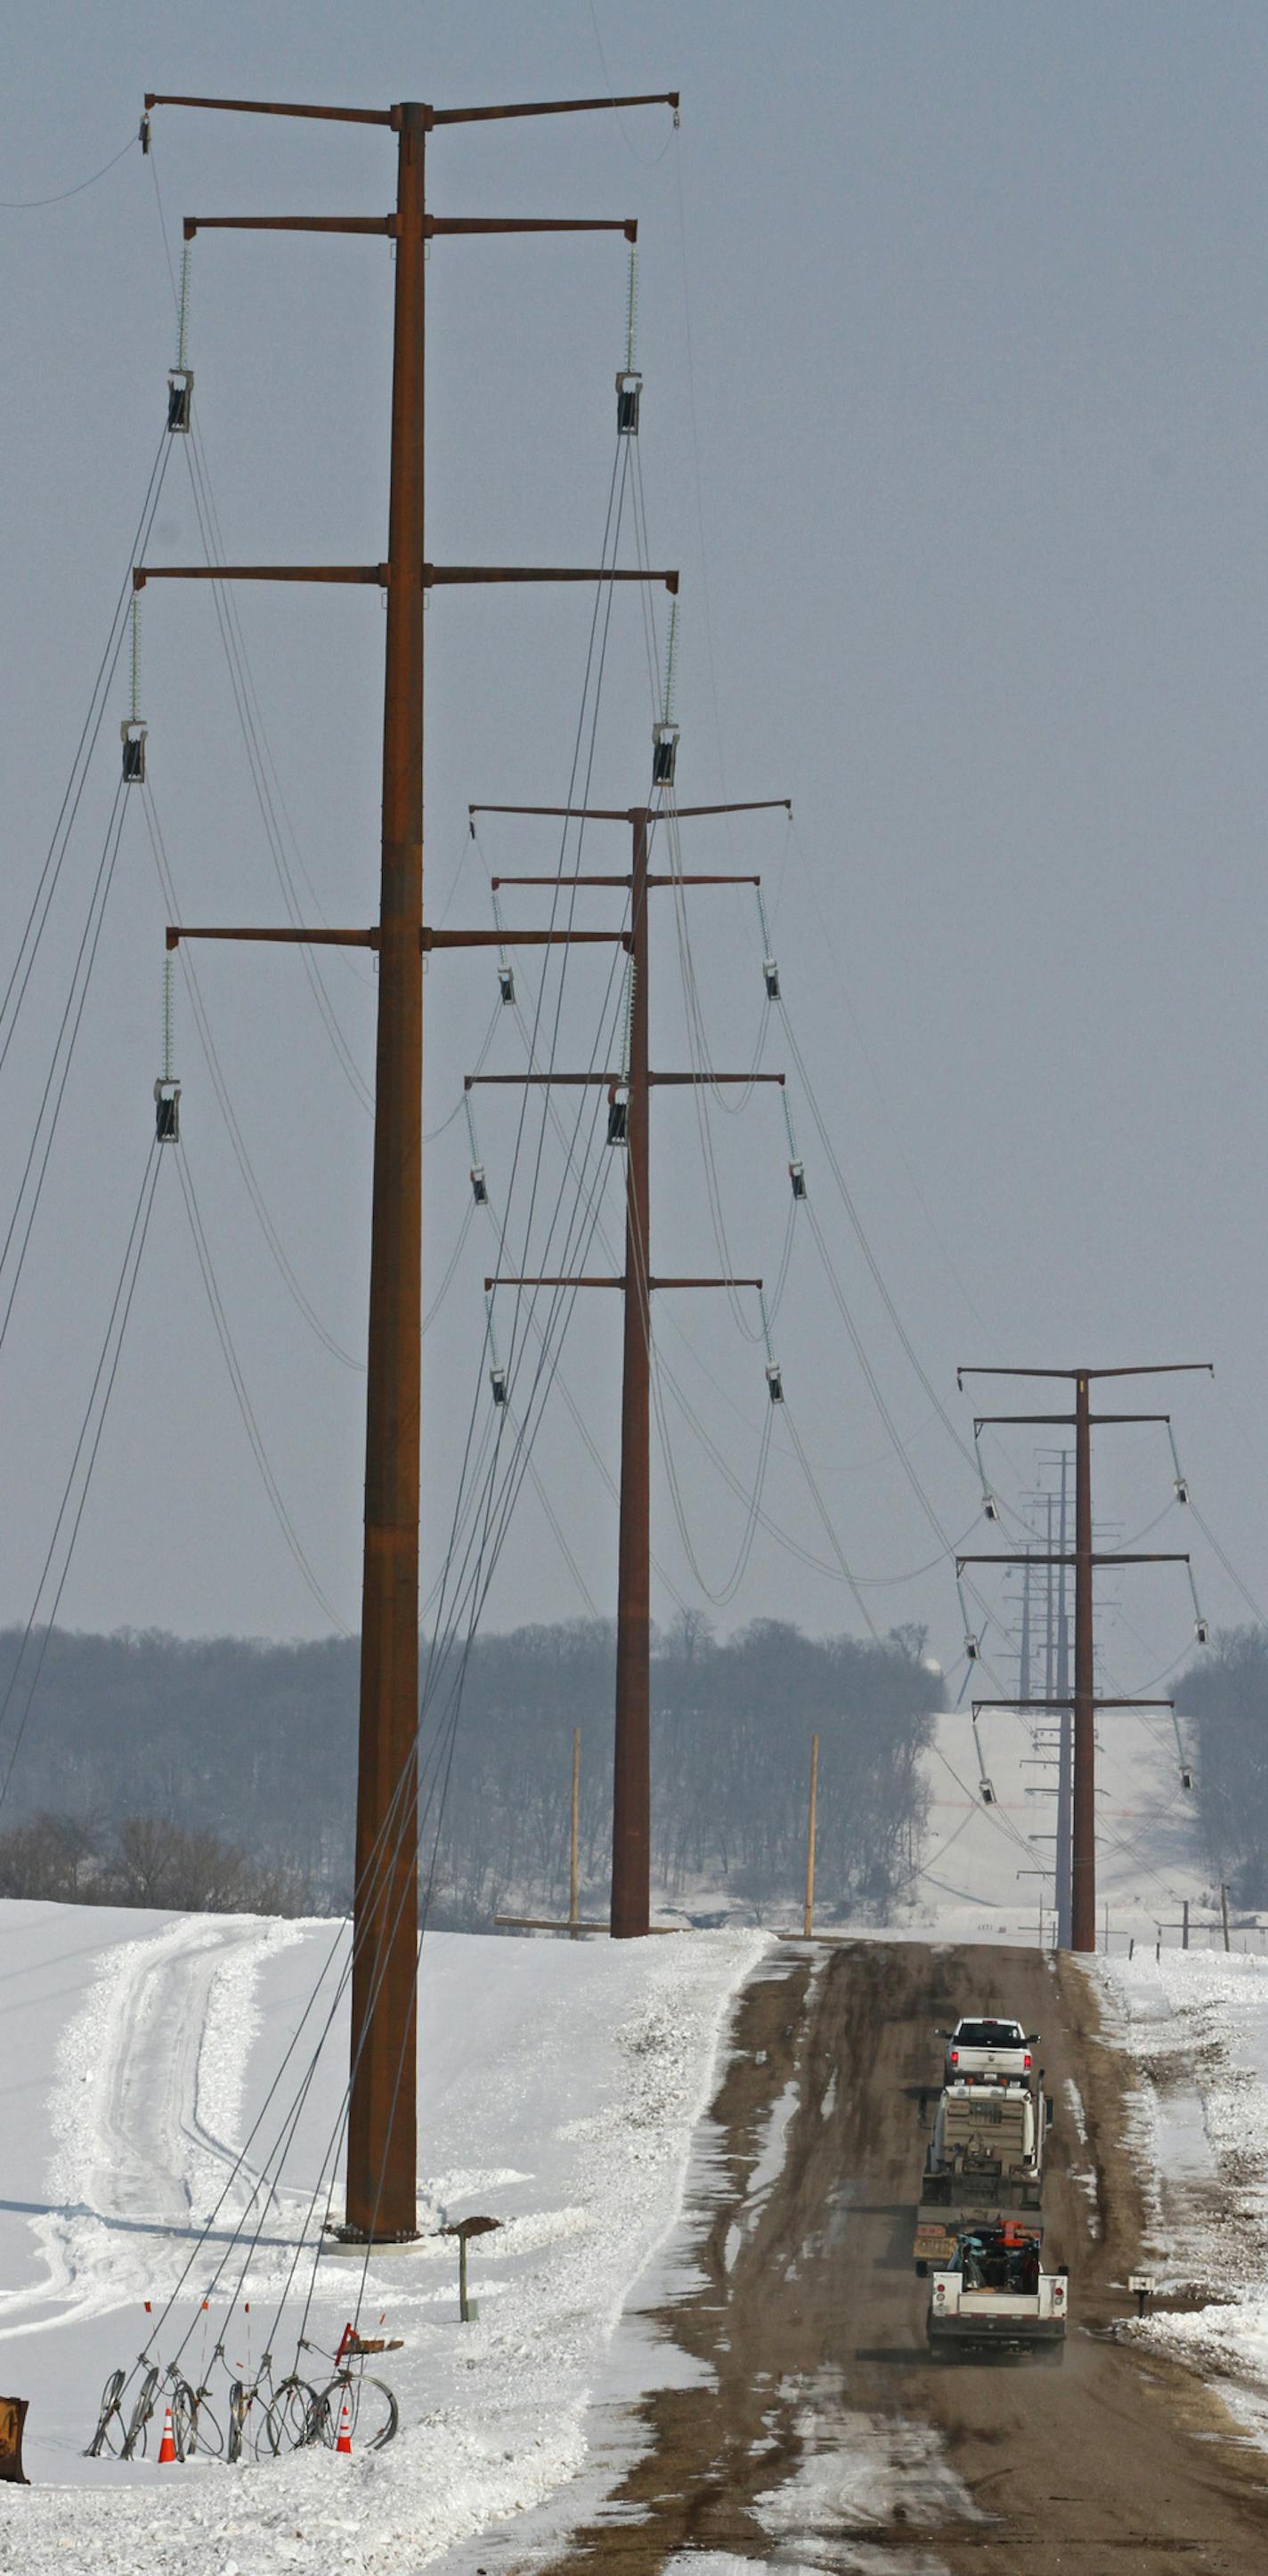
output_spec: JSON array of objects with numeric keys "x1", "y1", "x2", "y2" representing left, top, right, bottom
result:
[{"x1": 0, "y1": 1910, "x2": 301, "y2": 2338}]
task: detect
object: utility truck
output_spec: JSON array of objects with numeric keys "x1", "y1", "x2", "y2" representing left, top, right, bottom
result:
[
  {"x1": 914, "y1": 2077, "x2": 1051, "y2": 2272},
  {"x1": 926, "y1": 2218, "x2": 1068, "y2": 2359}
]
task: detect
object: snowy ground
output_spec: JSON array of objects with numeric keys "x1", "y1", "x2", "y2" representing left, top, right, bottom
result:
[
  {"x1": 0, "y1": 1900, "x2": 765, "y2": 2572},
  {"x1": 1099, "y1": 1946, "x2": 1268, "y2": 2419}
]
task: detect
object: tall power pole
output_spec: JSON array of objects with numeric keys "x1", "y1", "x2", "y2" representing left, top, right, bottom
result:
[
  {"x1": 469, "y1": 791, "x2": 789, "y2": 1935},
  {"x1": 960, "y1": 1362, "x2": 1210, "y2": 1953},
  {"x1": 1053, "y1": 1453, "x2": 1073, "y2": 1949},
  {"x1": 141, "y1": 80, "x2": 679, "y2": 2238}
]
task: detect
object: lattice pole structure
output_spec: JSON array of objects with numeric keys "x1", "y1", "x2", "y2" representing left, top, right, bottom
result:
[{"x1": 140, "y1": 78, "x2": 679, "y2": 2240}]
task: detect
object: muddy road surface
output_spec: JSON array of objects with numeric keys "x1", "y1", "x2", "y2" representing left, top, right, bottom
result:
[{"x1": 540, "y1": 1940, "x2": 1268, "y2": 2576}]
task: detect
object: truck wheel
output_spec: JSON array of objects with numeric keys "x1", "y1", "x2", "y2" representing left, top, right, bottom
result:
[{"x1": 1036, "y1": 2343, "x2": 1065, "y2": 2367}]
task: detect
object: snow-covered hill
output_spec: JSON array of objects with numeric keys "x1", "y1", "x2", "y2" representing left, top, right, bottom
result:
[
  {"x1": 0, "y1": 1902, "x2": 763, "y2": 2573},
  {"x1": 895, "y1": 1703, "x2": 1219, "y2": 1950}
]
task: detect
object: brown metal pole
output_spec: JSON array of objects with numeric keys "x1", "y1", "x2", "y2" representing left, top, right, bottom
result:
[
  {"x1": 612, "y1": 809, "x2": 652, "y2": 1937},
  {"x1": 345, "y1": 100, "x2": 426, "y2": 2240},
  {"x1": 1071, "y1": 1372, "x2": 1096, "y2": 1953},
  {"x1": 570, "y1": 1728, "x2": 581, "y2": 1939},
  {"x1": 803, "y1": 1733, "x2": 819, "y2": 1939}
]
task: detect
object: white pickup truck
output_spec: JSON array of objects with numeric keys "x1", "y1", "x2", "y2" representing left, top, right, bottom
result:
[
  {"x1": 927, "y1": 2219, "x2": 1068, "y2": 2361},
  {"x1": 938, "y1": 2015, "x2": 1038, "y2": 2086}
]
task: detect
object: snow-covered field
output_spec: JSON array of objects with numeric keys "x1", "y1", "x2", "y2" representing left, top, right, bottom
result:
[
  {"x1": 0, "y1": 1900, "x2": 765, "y2": 2573},
  {"x1": 1100, "y1": 1946, "x2": 1268, "y2": 2410},
  {"x1": 902, "y1": 1707, "x2": 1218, "y2": 1949}
]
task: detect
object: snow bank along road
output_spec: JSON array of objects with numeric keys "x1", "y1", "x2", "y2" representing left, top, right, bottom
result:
[
  {"x1": 1101, "y1": 1947, "x2": 1268, "y2": 2412},
  {"x1": 513, "y1": 1942, "x2": 1268, "y2": 2576},
  {"x1": 0, "y1": 1902, "x2": 766, "y2": 2576}
]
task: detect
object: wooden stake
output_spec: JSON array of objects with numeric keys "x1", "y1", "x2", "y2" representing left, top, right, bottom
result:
[
  {"x1": 1222, "y1": 1882, "x2": 1231, "y2": 1953},
  {"x1": 803, "y1": 1733, "x2": 819, "y2": 1939},
  {"x1": 1182, "y1": 1898, "x2": 1189, "y2": 1952},
  {"x1": 570, "y1": 1728, "x2": 581, "y2": 1940}
]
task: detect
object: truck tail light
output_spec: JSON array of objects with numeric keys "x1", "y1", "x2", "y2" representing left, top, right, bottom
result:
[
  {"x1": 1053, "y1": 2280, "x2": 1066, "y2": 2309},
  {"x1": 932, "y1": 2280, "x2": 947, "y2": 2309},
  {"x1": 949, "y1": 2048, "x2": 959, "y2": 2065},
  {"x1": 1024, "y1": 2052, "x2": 1032, "y2": 2070}
]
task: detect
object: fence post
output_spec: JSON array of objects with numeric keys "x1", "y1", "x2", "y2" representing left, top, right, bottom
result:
[
  {"x1": 803, "y1": 1734, "x2": 819, "y2": 1939},
  {"x1": 1182, "y1": 1898, "x2": 1189, "y2": 1952},
  {"x1": 1221, "y1": 1882, "x2": 1231, "y2": 1954}
]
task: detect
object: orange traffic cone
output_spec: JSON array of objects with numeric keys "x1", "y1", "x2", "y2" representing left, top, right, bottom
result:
[
  {"x1": 158, "y1": 2402, "x2": 177, "y2": 2466},
  {"x1": 335, "y1": 2392, "x2": 354, "y2": 2456}
]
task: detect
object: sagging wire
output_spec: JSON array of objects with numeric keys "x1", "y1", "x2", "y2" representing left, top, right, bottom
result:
[
  {"x1": 1165, "y1": 1418, "x2": 1265, "y2": 1627},
  {"x1": 149, "y1": 137, "x2": 371, "y2": 1004},
  {"x1": 175, "y1": 1146, "x2": 351, "y2": 1633},
  {"x1": 0, "y1": 127, "x2": 140, "y2": 208},
  {"x1": 956, "y1": 1576, "x2": 981, "y2": 1668},
  {"x1": 142, "y1": 782, "x2": 365, "y2": 1370},
  {"x1": 484, "y1": 425, "x2": 634, "y2": 1399},
  {"x1": 786, "y1": 814, "x2": 996, "y2": 1344},
  {"x1": 780, "y1": 1398, "x2": 883, "y2": 1640},
  {"x1": 506, "y1": 1400, "x2": 601, "y2": 1616},
  {"x1": 468, "y1": 1049, "x2": 693, "y2": 1606},
  {"x1": 491, "y1": 883, "x2": 516, "y2": 1008},
  {"x1": 0, "y1": 778, "x2": 131, "y2": 1361},
  {"x1": 490, "y1": 941, "x2": 968, "y2": 1601},
  {"x1": 646, "y1": 1301, "x2": 773, "y2": 1608},
  {"x1": 971, "y1": 1426, "x2": 1001, "y2": 1525},
  {"x1": 0, "y1": 1143, "x2": 164, "y2": 1813},
  {"x1": 0, "y1": 423, "x2": 174, "y2": 1079},
  {"x1": 180, "y1": 434, "x2": 375, "y2": 1106}
]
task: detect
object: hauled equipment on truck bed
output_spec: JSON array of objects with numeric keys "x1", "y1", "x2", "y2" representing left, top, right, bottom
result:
[
  {"x1": 926, "y1": 2219, "x2": 1068, "y2": 2359},
  {"x1": 914, "y1": 2077, "x2": 1052, "y2": 2272}
]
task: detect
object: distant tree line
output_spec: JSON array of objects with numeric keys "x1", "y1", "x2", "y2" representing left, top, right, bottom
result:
[
  {"x1": 0, "y1": 1809, "x2": 309, "y2": 1914},
  {"x1": 0, "y1": 1616, "x2": 940, "y2": 1923},
  {"x1": 1177, "y1": 1626, "x2": 1268, "y2": 1905}
]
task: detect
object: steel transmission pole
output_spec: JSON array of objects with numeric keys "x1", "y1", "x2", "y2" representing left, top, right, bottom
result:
[
  {"x1": 470, "y1": 794, "x2": 789, "y2": 1936},
  {"x1": 1054, "y1": 1453, "x2": 1072, "y2": 1949},
  {"x1": 138, "y1": 77, "x2": 680, "y2": 2241},
  {"x1": 346, "y1": 101, "x2": 427, "y2": 2241},
  {"x1": 613, "y1": 810, "x2": 653, "y2": 1934},
  {"x1": 960, "y1": 1360, "x2": 1210, "y2": 1955},
  {"x1": 1071, "y1": 1373, "x2": 1095, "y2": 1952}
]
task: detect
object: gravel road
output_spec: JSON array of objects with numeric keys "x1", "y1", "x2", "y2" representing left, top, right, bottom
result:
[{"x1": 538, "y1": 1940, "x2": 1268, "y2": 2576}]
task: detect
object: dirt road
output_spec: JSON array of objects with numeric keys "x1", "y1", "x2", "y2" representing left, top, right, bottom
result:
[{"x1": 540, "y1": 1940, "x2": 1268, "y2": 2576}]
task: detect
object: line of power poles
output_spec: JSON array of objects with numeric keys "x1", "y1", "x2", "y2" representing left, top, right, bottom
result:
[
  {"x1": 958, "y1": 1365, "x2": 1211, "y2": 1955},
  {"x1": 139, "y1": 80, "x2": 683, "y2": 2241}
]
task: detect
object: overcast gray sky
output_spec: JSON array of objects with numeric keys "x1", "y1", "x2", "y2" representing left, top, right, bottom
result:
[{"x1": 2, "y1": 2, "x2": 1264, "y2": 1709}]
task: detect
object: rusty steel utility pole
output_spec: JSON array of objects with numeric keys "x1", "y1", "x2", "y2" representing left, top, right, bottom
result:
[
  {"x1": 141, "y1": 79, "x2": 679, "y2": 2238},
  {"x1": 468, "y1": 793, "x2": 789, "y2": 1935},
  {"x1": 960, "y1": 1362, "x2": 1210, "y2": 1954}
]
